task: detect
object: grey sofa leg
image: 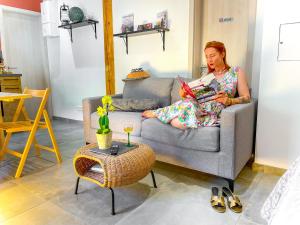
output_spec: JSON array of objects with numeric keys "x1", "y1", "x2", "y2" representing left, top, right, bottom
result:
[
  {"x1": 86, "y1": 142, "x2": 90, "y2": 145},
  {"x1": 225, "y1": 178, "x2": 234, "y2": 192}
]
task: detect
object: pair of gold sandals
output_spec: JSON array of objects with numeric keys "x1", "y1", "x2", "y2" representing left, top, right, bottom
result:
[{"x1": 210, "y1": 187, "x2": 242, "y2": 213}]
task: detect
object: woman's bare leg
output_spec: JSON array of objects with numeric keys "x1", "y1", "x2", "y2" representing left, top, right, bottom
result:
[
  {"x1": 170, "y1": 118, "x2": 187, "y2": 130},
  {"x1": 142, "y1": 110, "x2": 157, "y2": 118}
]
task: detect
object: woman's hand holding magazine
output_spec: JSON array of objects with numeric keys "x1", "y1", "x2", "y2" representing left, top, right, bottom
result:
[{"x1": 177, "y1": 75, "x2": 221, "y2": 103}]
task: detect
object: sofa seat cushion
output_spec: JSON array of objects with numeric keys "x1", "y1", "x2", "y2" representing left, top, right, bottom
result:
[
  {"x1": 91, "y1": 111, "x2": 143, "y2": 137},
  {"x1": 141, "y1": 118, "x2": 220, "y2": 152}
]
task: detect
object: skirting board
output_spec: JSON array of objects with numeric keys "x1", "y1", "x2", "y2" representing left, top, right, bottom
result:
[
  {"x1": 52, "y1": 116, "x2": 83, "y2": 124},
  {"x1": 252, "y1": 163, "x2": 286, "y2": 176}
]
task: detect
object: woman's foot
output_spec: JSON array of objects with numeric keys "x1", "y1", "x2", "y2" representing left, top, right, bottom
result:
[{"x1": 142, "y1": 110, "x2": 157, "y2": 118}]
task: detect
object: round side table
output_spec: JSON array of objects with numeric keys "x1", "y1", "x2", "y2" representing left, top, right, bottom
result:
[{"x1": 73, "y1": 141, "x2": 157, "y2": 215}]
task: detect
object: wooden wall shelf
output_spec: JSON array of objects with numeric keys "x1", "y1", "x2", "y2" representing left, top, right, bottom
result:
[{"x1": 113, "y1": 28, "x2": 170, "y2": 54}]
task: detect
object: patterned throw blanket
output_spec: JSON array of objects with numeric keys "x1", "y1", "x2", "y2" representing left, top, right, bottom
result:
[{"x1": 261, "y1": 157, "x2": 300, "y2": 225}]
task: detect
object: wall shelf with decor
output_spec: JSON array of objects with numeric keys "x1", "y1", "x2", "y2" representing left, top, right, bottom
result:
[
  {"x1": 58, "y1": 19, "x2": 99, "y2": 42},
  {"x1": 113, "y1": 28, "x2": 170, "y2": 54}
]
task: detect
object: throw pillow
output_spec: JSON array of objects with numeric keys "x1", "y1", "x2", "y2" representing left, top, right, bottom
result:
[{"x1": 112, "y1": 98, "x2": 160, "y2": 112}]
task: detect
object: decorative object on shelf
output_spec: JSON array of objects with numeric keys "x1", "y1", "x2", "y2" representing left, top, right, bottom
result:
[
  {"x1": 122, "y1": 68, "x2": 150, "y2": 81},
  {"x1": 60, "y1": 3, "x2": 70, "y2": 25},
  {"x1": 121, "y1": 14, "x2": 134, "y2": 33},
  {"x1": 144, "y1": 23, "x2": 153, "y2": 30},
  {"x1": 156, "y1": 10, "x2": 168, "y2": 28},
  {"x1": 114, "y1": 28, "x2": 169, "y2": 54},
  {"x1": 69, "y1": 7, "x2": 84, "y2": 23},
  {"x1": 58, "y1": 19, "x2": 98, "y2": 42},
  {"x1": 137, "y1": 25, "x2": 144, "y2": 31},
  {"x1": 96, "y1": 96, "x2": 115, "y2": 150}
]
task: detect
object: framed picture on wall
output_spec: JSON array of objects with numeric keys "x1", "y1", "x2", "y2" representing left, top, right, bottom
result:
[{"x1": 121, "y1": 14, "x2": 134, "y2": 33}]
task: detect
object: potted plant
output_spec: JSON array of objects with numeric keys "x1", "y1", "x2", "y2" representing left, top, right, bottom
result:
[{"x1": 96, "y1": 96, "x2": 114, "y2": 149}]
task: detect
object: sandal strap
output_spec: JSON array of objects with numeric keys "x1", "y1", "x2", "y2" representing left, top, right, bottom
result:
[
  {"x1": 211, "y1": 196, "x2": 225, "y2": 207},
  {"x1": 229, "y1": 196, "x2": 242, "y2": 208}
]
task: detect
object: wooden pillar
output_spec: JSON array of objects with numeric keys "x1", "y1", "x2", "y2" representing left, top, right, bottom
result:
[{"x1": 102, "y1": 0, "x2": 115, "y2": 95}]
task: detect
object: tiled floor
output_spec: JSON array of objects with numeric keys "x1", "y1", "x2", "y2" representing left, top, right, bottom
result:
[{"x1": 0, "y1": 118, "x2": 280, "y2": 225}]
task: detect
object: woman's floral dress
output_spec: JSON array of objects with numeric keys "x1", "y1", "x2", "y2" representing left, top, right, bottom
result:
[{"x1": 154, "y1": 66, "x2": 239, "y2": 127}]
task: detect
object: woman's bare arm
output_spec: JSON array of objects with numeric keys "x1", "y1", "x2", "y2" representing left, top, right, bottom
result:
[
  {"x1": 215, "y1": 68, "x2": 251, "y2": 105},
  {"x1": 235, "y1": 68, "x2": 250, "y2": 102}
]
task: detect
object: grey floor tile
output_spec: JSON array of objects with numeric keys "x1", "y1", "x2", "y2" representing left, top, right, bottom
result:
[
  {"x1": 0, "y1": 184, "x2": 46, "y2": 223},
  {"x1": 0, "y1": 119, "x2": 282, "y2": 225},
  {"x1": 0, "y1": 156, "x2": 55, "y2": 179},
  {"x1": 3, "y1": 202, "x2": 86, "y2": 225},
  {"x1": 12, "y1": 159, "x2": 77, "y2": 201},
  {"x1": 242, "y1": 174, "x2": 280, "y2": 225},
  {"x1": 236, "y1": 217, "x2": 263, "y2": 225}
]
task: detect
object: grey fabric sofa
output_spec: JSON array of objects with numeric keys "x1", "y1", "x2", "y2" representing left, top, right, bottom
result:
[{"x1": 83, "y1": 78, "x2": 256, "y2": 191}]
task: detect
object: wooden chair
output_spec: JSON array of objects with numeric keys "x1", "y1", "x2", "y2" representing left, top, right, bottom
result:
[{"x1": 0, "y1": 88, "x2": 62, "y2": 178}]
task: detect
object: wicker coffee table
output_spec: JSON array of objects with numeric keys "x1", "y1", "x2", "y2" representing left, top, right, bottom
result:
[{"x1": 73, "y1": 141, "x2": 157, "y2": 215}]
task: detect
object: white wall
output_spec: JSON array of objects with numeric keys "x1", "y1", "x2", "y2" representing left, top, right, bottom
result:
[
  {"x1": 46, "y1": 0, "x2": 106, "y2": 120},
  {"x1": 0, "y1": 6, "x2": 51, "y2": 117},
  {"x1": 46, "y1": 0, "x2": 193, "y2": 120},
  {"x1": 113, "y1": 0, "x2": 193, "y2": 93},
  {"x1": 255, "y1": 0, "x2": 300, "y2": 169},
  {"x1": 251, "y1": 0, "x2": 264, "y2": 98}
]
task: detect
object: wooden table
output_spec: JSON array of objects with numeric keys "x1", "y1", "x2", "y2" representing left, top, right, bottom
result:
[{"x1": 0, "y1": 92, "x2": 32, "y2": 147}]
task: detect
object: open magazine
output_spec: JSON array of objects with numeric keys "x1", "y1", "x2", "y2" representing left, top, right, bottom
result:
[{"x1": 177, "y1": 74, "x2": 219, "y2": 103}]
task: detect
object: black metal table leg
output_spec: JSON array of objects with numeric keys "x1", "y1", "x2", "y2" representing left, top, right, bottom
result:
[
  {"x1": 150, "y1": 170, "x2": 157, "y2": 188},
  {"x1": 109, "y1": 188, "x2": 115, "y2": 215},
  {"x1": 75, "y1": 177, "x2": 80, "y2": 195}
]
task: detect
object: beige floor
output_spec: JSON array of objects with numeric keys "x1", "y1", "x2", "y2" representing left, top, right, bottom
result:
[{"x1": 0, "y1": 119, "x2": 280, "y2": 225}]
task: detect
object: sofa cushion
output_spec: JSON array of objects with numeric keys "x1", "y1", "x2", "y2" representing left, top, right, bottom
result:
[
  {"x1": 171, "y1": 77, "x2": 193, "y2": 104},
  {"x1": 141, "y1": 118, "x2": 220, "y2": 152},
  {"x1": 123, "y1": 78, "x2": 174, "y2": 107},
  {"x1": 112, "y1": 98, "x2": 160, "y2": 112},
  {"x1": 91, "y1": 111, "x2": 143, "y2": 137}
]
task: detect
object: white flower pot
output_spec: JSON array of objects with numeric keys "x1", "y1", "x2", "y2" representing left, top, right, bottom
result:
[{"x1": 96, "y1": 131, "x2": 112, "y2": 150}]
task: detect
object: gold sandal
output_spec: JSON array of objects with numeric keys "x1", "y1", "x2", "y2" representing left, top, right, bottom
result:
[
  {"x1": 222, "y1": 187, "x2": 243, "y2": 213},
  {"x1": 210, "y1": 187, "x2": 226, "y2": 213}
]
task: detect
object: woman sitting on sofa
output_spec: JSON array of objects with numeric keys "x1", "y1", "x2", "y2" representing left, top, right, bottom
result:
[{"x1": 142, "y1": 41, "x2": 251, "y2": 129}]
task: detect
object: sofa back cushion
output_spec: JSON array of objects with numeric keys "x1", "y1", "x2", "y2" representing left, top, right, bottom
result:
[
  {"x1": 171, "y1": 77, "x2": 193, "y2": 104},
  {"x1": 123, "y1": 78, "x2": 174, "y2": 107}
]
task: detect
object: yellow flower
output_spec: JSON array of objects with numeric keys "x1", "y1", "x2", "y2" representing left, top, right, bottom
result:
[
  {"x1": 97, "y1": 106, "x2": 106, "y2": 117},
  {"x1": 109, "y1": 105, "x2": 115, "y2": 111},
  {"x1": 102, "y1": 95, "x2": 112, "y2": 106}
]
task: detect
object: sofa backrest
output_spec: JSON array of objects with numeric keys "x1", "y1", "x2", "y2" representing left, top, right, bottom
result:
[
  {"x1": 123, "y1": 78, "x2": 174, "y2": 107},
  {"x1": 171, "y1": 77, "x2": 193, "y2": 104}
]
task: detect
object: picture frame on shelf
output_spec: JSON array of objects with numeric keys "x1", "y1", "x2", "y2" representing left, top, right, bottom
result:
[
  {"x1": 121, "y1": 14, "x2": 134, "y2": 33},
  {"x1": 156, "y1": 10, "x2": 168, "y2": 29}
]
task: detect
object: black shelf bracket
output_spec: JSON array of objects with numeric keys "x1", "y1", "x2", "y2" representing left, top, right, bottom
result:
[
  {"x1": 159, "y1": 30, "x2": 166, "y2": 51},
  {"x1": 121, "y1": 35, "x2": 129, "y2": 54},
  {"x1": 114, "y1": 28, "x2": 169, "y2": 54},
  {"x1": 58, "y1": 19, "x2": 99, "y2": 43}
]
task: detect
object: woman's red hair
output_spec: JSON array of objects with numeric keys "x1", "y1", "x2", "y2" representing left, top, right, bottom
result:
[{"x1": 205, "y1": 41, "x2": 231, "y2": 73}]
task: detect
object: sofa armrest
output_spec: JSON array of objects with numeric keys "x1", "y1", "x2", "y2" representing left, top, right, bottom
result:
[
  {"x1": 82, "y1": 94, "x2": 123, "y2": 143},
  {"x1": 219, "y1": 100, "x2": 257, "y2": 179}
]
